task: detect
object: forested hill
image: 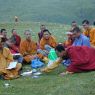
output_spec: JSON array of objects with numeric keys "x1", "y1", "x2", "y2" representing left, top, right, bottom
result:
[{"x1": 0, "y1": 0, "x2": 95, "y2": 24}]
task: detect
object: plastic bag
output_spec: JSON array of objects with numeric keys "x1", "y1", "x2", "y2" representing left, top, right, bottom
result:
[
  {"x1": 47, "y1": 49, "x2": 58, "y2": 66},
  {"x1": 48, "y1": 49, "x2": 57, "y2": 60},
  {"x1": 31, "y1": 58, "x2": 44, "y2": 68}
]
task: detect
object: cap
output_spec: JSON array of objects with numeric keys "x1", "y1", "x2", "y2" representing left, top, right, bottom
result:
[{"x1": 66, "y1": 32, "x2": 73, "y2": 35}]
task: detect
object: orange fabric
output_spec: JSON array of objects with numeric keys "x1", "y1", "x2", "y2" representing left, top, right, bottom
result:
[
  {"x1": 20, "y1": 39, "x2": 37, "y2": 62},
  {"x1": 37, "y1": 53, "x2": 44, "y2": 59},
  {"x1": 0, "y1": 47, "x2": 22, "y2": 80},
  {"x1": 83, "y1": 28, "x2": 91, "y2": 37},
  {"x1": 83, "y1": 28, "x2": 95, "y2": 46},
  {"x1": 40, "y1": 36, "x2": 57, "y2": 50},
  {"x1": 64, "y1": 39, "x2": 73, "y2": 48},
  {"x1": 3, "y1": 63, "x2": 22, "y2": 80},
  {"x1": 0, "y1": 48, "x2": 13, "y2": 70}
]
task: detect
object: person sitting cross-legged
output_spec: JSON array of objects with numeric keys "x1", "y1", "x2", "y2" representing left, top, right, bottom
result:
[
  {"x1": 20, "y1": 30, "x2": 37, "y2": 64},
  {"x1": 37, "y1": 29, "x2": 57, "y2": 57},
  {"x1": 5, "y1": 29, "x2": 21, "y2": 53},
  {"x1": 0, "y1": 36, "x2": 22, "y2": 80},
  {"x1": 63, "y1": 31, "x2": 74, "y2": 48}
]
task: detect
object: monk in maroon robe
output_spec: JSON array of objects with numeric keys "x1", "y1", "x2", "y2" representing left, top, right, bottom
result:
[
  {"x1": 55, "y1": 45, "x2": 95, "y2": 75},
  {"x1": 6, "y1": 29, "x2": 21, "y2": 53},
  {"x1": 38, "y1": 25, "x2": 46, "y2": 42}
]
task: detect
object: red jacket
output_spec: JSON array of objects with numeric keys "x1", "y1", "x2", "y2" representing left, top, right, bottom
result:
[{"x1": 67, "y1": 46, "x2": 95, "y2": 72}]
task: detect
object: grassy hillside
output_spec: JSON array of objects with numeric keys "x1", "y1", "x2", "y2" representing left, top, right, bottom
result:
[
  {"x1": 0, "y1": 69, "x2": 95, "y2": 95},
  {"x1": 0, "y1": 22, "x2": 70, "y2": 42},
  {"x1": 0, "y1": 22, "x2": 95, "y2": 95},
  {"x1": 0, "y1": 0, "x2": 95, "y2": 24}
]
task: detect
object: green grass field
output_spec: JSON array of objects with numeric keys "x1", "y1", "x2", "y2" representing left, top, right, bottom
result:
[
  {"x1": 0, "y1": 22, "x2": 70, "y2": 42},
  {"x1": 0, "y1": 22, "x2": 95, "y2": 95}
]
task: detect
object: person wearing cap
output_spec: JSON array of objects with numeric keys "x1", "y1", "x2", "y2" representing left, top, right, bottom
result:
[
  {"x1": 63, "y1": 31, "x2": 74, "y2": 48},
  {"x1": 63, "y1": 27, "x2": 90, "y2": 67},
  {"x1": 62, "y1": 31, "x2": 74, "y2": 66},
  {"x1": 0, "y1": 36, "x2": 22, "y2": 80},
  {"x1": 82, "y1": 20, "x2": 95, "y2": 47},
  {"x1": 41, "y1": 44, "x2": 95, "y2": 74}
]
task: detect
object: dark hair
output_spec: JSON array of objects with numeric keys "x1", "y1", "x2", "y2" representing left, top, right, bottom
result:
[
  {"x1": 43, "y1": 29, "x2": 51, "y2": 35},
  {"x1": 93, "y1": 21, "x2": 95, "y2": 26},
  {"x1": 41, "y1": 24, "x2": 45, "y2": 27},
  {"x1": 0, "y1": 29, "x2": 6, "y2": 33},
  {"x1": 72, "y1": 21, "x2": 76, "y2": 23},
  {"x1": 71, "y1": 27, "x2": 81, "y2": 33},
  {"x1": 1, "y1": 38, "x2": 5, "y2": 43},
  {"x1": 55, "y1": 44, "x2": 65, "y2": 52},
  {"x1": 24, "y1": 30, "x2": 31, "y2": 35},
  {"x1": 11, "y1": 29, "x2": 16, "y2": 33},
  {"x1": 82, "y1": 20, "x2": 89, "y2": 24}
]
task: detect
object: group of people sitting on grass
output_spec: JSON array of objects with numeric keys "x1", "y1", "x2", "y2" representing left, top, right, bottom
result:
[{"x1": 1, "y1": 19, "x2": 95, "y2": 80}]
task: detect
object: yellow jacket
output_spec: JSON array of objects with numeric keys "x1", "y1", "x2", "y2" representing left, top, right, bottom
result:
[
  {"x1": 0, "y1": 47, "x2": 22, "y2": 79},
  {"x1": 40, "y1": 36, "x2": 57, "y2": 50},
  {"x1": 41, "y1": 58, "x2": 62, "y2": 72},
  {"x1": 0, "y1": 47, "x2": 13, "y2": 71},
  {"x1": 83, "y1": 28, "x2": 95, "y2": 46},
  {"x1": 20, "y1": 39, "x2": 37, "y2": 62}
]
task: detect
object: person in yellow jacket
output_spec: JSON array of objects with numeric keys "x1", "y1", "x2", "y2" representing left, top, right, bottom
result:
[
  {"x1": 82, "y1": 20, "x2": 95, "y2": 47},
  {"x1": 0, "y1": 36, "x2": 22, "y2": 80},
  {"x1": 37, "y1": 29, "x2": 57, "y2": 57}
]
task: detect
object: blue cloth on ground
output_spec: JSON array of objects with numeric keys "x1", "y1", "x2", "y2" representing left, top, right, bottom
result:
[{"x1": 31, "y1": 58, "x2": 44, "y2": 68}]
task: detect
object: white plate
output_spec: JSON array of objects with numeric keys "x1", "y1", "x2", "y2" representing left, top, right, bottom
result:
[
  {"x1": 33, "y1": 72, "x2": 42, "y2": 76},
  {"x1": 21, "y1": 71, "x2": 32, "y2": 76},
  {"x1": 32, "y1": 76, "x2": 39, "y2": 78}
]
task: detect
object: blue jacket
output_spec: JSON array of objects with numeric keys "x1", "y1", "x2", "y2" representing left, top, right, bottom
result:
[{"x1": 72, "y1": 34, "x2": 90, "y2": 47}]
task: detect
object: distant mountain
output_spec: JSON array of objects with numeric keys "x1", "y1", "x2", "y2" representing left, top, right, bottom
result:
[{"x1": 0, "y1": 0, "x2": 95, "y2": 24}]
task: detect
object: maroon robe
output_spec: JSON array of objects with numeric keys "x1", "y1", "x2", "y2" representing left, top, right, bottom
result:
[
  {"x1": 38, "y1": 31, "x2": 44, "y2": 42},
  {"x1": 15, "y1": 34, "x2": 21, "y2": 46},
  {"x1": 10, "y1": 34, "x2": 21, "y2": 53},
  {"x1": 67, "y1": 46, "x2": 95, "y2": 72}
]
